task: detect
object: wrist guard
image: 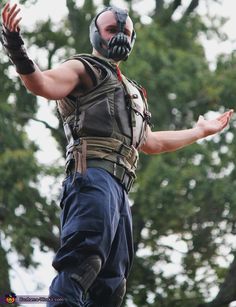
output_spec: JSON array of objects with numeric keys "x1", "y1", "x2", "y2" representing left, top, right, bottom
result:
[{"x1": 0, "y1": 25, "x2": 35, "y2": 75}]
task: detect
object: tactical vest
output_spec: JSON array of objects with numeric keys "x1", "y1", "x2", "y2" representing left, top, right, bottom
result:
[{"x1": 57, "y1": 54, "x2": 151, "y2": 192}]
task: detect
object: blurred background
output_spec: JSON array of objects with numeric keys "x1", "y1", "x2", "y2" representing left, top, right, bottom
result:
[{"x1": 1, "y1": 0, "x2": 236, "y2": 306}]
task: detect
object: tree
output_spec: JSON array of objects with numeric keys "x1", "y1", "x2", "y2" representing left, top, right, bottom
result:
[
  {"x1": 0, "y1": 57, "x2": 60, "y2": 301},
  {"x1": 123, "y1": 0, "x2": 236, "y2": 306},
  {"x1": 0, "y1": 0, "x2": 98, "y2": 300},
  {"x1": 1, "y1": 0, "x2": 236, "y2": 306}
]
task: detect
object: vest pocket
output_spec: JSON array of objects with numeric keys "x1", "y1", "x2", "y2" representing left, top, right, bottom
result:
[{"x1": 78, "y1": 97, "x2": 113, "y2": 137}]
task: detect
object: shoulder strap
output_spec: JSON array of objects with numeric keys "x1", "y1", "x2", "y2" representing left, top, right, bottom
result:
[
  {"x1": 76, "y1": 54, "x2": 121, "y2": 77},
  {"x1": 68, "y1": 54, "x2": 100, "y2": 86},
  {"x1": 121, "y1": 74, "x2": 152, "y2": 148}
]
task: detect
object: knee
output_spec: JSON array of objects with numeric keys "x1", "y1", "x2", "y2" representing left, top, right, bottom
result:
[
  {"x1": 70, "y1": 255, "x2": 102, "y2": 293},
  {"x1": 89, "y1": 278, "x2": 126, "y2": 307},
  {"x1": 49, "y1": 255, "x2": 102, "y2": 306},
  {"x1": 110, "y1": 278, "x2": 126, "y2": 307}
]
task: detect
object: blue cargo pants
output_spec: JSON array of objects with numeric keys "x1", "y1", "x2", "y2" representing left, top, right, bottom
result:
[{"x1": 47, "y1": 167, "x2": 134, "y2": 306}]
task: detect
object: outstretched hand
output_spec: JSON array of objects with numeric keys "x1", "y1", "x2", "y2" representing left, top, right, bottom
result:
[
  {"x1": 196, "y1": 109, "x2": 234, "y2": 138},
  {"x1": 1, "y1": 2, "x2": 22, "y2": 32}
]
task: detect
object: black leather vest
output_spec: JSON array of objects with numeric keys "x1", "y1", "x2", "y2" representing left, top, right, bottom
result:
[{"x1": 57, "y1": 54, "x2": 151, "y2": 182}]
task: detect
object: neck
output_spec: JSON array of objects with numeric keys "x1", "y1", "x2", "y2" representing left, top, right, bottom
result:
[{"x1": 92, "y1": 49, "x2": 121, "y2": 66}]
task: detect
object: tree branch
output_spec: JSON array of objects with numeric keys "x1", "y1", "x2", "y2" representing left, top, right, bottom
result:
[
  {"x1": 20, "y1": 113, "x2": 58, "y2": 132},
  {"x1": 0, "y1": 242, "x2": 11, "y2": 297},
  {"x1": 155, "y1": 0, "x2": 164, "y2": 17},
  {"x1": 183, "y1": 0, "x2": 199, "y2": 17},
  {"x1": 198, "y1": 252, "x2": 236, "y2": 307}
]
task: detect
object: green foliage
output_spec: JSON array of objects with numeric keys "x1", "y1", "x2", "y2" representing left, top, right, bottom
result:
[
  {"x1": 0, "y1": 5, "x2": 61, "y2": 292},
  {"x1": 121, "y1": 1, "x2": 236, "y2": 306},
  {"x1": 0, "y1": 245, "x2": 11, "y2": 298},
  {"x1": 1, "y1": 0, "x2": 236, "y2": 306}
]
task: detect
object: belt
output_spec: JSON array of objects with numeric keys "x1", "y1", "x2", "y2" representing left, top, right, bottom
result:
[{"x1": 87, "y1": 159, "x2": 135, "y2": 193}]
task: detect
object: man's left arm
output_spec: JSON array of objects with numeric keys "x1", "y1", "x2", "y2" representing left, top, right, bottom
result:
[{"x1": 141, "y1": 110, "x2": 234, "y2": 155}]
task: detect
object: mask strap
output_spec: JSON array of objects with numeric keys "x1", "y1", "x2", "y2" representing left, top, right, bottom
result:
[{"x1": 112, "y1": 8, "x2": 128, "y2": 32}]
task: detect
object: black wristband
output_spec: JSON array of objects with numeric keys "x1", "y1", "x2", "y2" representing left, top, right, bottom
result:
[{"x1": 0, "y1": 25, "x2": 36, "y2": 75}]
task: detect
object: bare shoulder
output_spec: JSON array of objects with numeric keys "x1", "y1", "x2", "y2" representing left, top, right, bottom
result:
[
  {"x1": 57, "y1": 59, "x2": 87, "y2": 77},
  {"x1": 58, "y1": 59, "x2": 93, "y2": 90}
]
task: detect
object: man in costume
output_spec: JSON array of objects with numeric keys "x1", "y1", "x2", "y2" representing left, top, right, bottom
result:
[{"x1": 1, "y1": 3, "x2": 233, "y2": 306}]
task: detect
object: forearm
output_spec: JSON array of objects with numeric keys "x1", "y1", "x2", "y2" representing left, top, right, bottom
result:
[
  {"x1": 19, "y1": 66, "x2": 51, "y2": 98},
  {"x1": 1, "y1": 5, "x2": 56, "y2": 99},
  {"x1": 1, "y1": 23, "x2": 54, "y2": 99},
  {"x1": 1, "y1": 24, "x2": 81, "y2": 100},
  {"x1": 141, "y1": 110, "x2": 233, "y2": 155},
  {"x1": 19, "y1": 62, "x2": 82, "y2": 100},
  {"x1": 142, "y1": 127, "x2": 204, "y2": 154}
]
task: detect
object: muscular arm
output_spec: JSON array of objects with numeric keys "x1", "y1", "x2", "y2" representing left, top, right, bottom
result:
[
  {"x1": 141, "y1": 126, "x2": 203, "y2": 154},
  {"x1": 1, "y1": 2, "x2": 90, "y2": 100},
  {"x1": 141, "y1": 110, "x2": 234, "y2": 154},
  {"x1": 19, "y1": 60, "x2": 87, "y2": 100}
]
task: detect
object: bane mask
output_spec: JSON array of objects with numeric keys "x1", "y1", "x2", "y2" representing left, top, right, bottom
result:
[{"x1": 89, "y1": 6, "x2": 136, "y2": 61}]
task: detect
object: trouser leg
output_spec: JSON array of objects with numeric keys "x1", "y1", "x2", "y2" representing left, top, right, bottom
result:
[
  {"x1": 48, "y1": 271, "x2": 84, "y2": 307},
  {"x1": 48, "y1": 255, "x2": 102, "y2": 307},
  {"x1": 84, "y1": 279, "x2": 126, "y2": 307},
  {"x1": 48, "y1": 169, "x2": 133, "y2": 307},
  {"x1": 85, "y1": 190, "x2": 134, "y2": 307}
]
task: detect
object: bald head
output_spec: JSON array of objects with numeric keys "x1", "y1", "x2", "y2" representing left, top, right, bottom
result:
[
  {"x1": 89, "y1": 6, "x2": 136, "y2": 61},
  {"x1": 96, "y1": 10, "x2": 134, "y2": 40}
]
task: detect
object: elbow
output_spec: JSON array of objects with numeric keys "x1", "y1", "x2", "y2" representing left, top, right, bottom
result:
[
  {"x1": 20, "y1": 75, "x2": 56, "y2": 100},
  {"x1": 141, "y1": 142, "x2": 165, "y2": 155},
  {"x1": 22, "y1": 81, "x2": 56, "y2": 100},
  {"x1": 141, "y1": 129, "x2": 166, "y2": 155},
  {"x1": 31, "y1": 88, "x2": 55, "y2": 100},
  {"x1": 26, "y1": 86, "x2": 42, "y2": 97},
  {"x1": 21, "y1": 78, "x2": 43, "y2": 97},
  {"x1": 27, "y1": 87, "x2": 53, "y2": 100}
]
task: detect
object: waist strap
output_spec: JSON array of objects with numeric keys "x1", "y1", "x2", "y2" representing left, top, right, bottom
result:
[
  {"x1": 66, "y1": 137, "x2": 138, "y2": 168},
  {"x1": 87, "y1": 159, "x2": 135, "y2": 193}
]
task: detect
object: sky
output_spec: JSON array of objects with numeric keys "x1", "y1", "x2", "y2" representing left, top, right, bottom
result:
[
  {"x1": 18, "y1": 0, "x2": 236, "y2": 166},
  {"x1": 4, "y1": 0, "x2": 236, "y2": 306},
  {"x1": 17, "y1": 0, "x2": 236, "y2": 64}
]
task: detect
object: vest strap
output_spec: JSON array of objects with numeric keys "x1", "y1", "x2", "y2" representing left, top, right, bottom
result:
[
  {"x1": 87, "y1": 159, "x2": 135, "y2": 193},
  {"x1": 66, "y1": 137, "x2": 138, "y2": 172}
]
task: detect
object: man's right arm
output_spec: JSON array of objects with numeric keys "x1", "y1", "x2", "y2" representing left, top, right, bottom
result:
[
  {"x1": 19, "y1": 60, "x2": 86, "y2": 100},
  {"x1": 1, "y1": 2, "x2": 88, "y2": 100}
]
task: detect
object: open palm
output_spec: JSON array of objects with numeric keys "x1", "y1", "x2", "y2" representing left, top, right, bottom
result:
[{"x1": 196, "y1": 109, "x2": 234, "y2": 137}]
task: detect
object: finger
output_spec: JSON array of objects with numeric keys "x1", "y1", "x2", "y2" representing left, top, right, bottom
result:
[
  {"x1": 218, "y1": 115, "x2": 229, "y2": 125},
  {"x1": 229, "y1": 109, "x2": 234, "y2": 117},
  {"x1": 8, "y1": 7, "x2": 21, "y2": 23},
  {"x1": 8, "y1": 8, "x2": 21, "y2": 31},
  {"x1": 225, "y1": 111, "x2": 232, "y2": 122},
  {"x1": 198, "y1": 115, "x2": 204, "y2": 121},
  {"x1": 5, "y1": 3, "x2": 18, "y2": 26},
  {"x1": 216, "y1": 112, "x2": 231, "y2": 124},
  {"x1": 216, "y1": 113, "x2": 227, "y2": 121},
  {"x1": 221, "y1": 117, "x2": 228, "y2": 125},
  {"x1": 224, "y1": 109, "x2": 234, "y2": 118},
  {"x1": 219, "y1": 115, "x2": 230, "y2": 128},
  {"x1": 6, "y1": 4, "x2": 17, "y2": 25},
  {"x1": 12, "y1": 16, "x2": 22, "y2": 32},
  {"x1": 215, "y1": 119, "x2": 227, "y2": 131},
  {"x1": 1, "y1": 2, "x2": 10, "y2": 14},
  {"x1": 221, "y1": 120, "x2": 229, "y2": 129},
  {"x1": 1, "y1": 2, "x2": 10, "y2": 24}
]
